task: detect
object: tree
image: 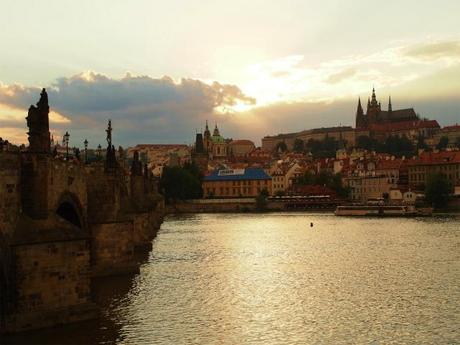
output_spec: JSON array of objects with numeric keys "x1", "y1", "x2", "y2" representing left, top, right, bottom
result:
[
  {"x1": 416, "y1": 133, "x2": 429, "y2": 151},
  {"x1": 456, "y1": 136, "x2": 460, "y2": 149},
  {"x1": 296, "y1": 171, "x2": 315, "y2": 185},
  {"x1": 383, "y1": 135, "x2": 414, "y2": 158},
  {"x1": 436, "y1": 136, "x2": 449, "y2": 150},
  {"x1": 160, "y1": 164, "x2": 203, "y2": 202},
  {"x1": 275, "y1": 141, "x2": 287, "y2": 153},
  {"x1": 294, "y1": 171, "x2": 349, "y2": 198},
  {"x1": 255, "y1": 188, "x2": 269, "y2": 211},
  {"x1": 293, "y1": 138, "x2": 304, "y2": 153},
  {"x1": 305, "y1": 137, "x2": 340, "y2": 159},
  {"x1": 356, "y1": 135, "x2": 380, "y2": 151},
  {"x1": 425, "y1": 173, "x2": 451, "y2": 209}
]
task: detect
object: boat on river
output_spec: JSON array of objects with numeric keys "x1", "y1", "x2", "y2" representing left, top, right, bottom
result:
[{"x1": 334, "y1": 205, "x2": 433, "y2": 217}]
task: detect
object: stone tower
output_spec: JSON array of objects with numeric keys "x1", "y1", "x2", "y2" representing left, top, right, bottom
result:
[
  {"x1": 366, "y1": 87, "x2": 381, "y2": 124},
  {"x1": 192, "y1": 132, "x2": 209, "y2": 173}
]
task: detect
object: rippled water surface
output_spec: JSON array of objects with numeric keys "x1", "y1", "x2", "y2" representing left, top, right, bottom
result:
[{"x1": 4, "y1": 213, "x2": 460, "y2": 344}]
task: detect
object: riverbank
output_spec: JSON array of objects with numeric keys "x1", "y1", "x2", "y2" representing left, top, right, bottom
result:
[
  {"x1": 165, "y1": 198, "x2": 339, "y2": 214},
  {"x1": 165, "y1": 198, "x2": 460, "y2": 215}
]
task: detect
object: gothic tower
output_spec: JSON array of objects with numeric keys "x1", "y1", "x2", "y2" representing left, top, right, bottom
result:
[
  {"x1": 366, "y1": 87, "x2": 381, "y2": 124},
  {"x1": 203, "y1": 120, "x2": 211, "y2": 152},
  {"x1": 355, "y1": 97, "x2": 365, "y2": 128},
  {"x1": 191, "y1": 132, "x2": 208, "y2": 173}
]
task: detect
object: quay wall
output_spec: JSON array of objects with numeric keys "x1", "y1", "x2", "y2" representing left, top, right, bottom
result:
[{"x1": 165, "y1": 199, "x2": 340, "y2": 214}]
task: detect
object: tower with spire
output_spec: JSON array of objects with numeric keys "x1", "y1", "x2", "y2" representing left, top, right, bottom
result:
[
  {"x1": 355, "y1": 97, "x2": 365, "y2": 128},
  {"x1": 355, "y1": 87, "x2": 419, "y2": 129},
  {"x1": 203, "y1": 120, "x2": 211, "y2": 152}
]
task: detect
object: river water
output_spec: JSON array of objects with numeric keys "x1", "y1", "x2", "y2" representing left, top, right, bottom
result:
[{"x1": 3, "y1": 213, "x2": 460, "y2": 344}]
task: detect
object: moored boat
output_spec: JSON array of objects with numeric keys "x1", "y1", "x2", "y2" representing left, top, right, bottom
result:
[{"x1": 334, "y1": 205, "x2": 433, "y2": 217}]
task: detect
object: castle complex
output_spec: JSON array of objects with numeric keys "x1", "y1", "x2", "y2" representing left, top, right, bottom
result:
[
  {"x1": 262, "y1": 88, "x2": 441, "y2": 152},
  {"x1": 355, "y1": 88, "x2": 418, "y2": 129}
]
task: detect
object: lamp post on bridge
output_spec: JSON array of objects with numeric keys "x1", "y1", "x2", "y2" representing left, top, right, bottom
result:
[
  {"x1": 84, "y1": 139, "x2": 88, "y2": 164},
  {"x1": 63, "y1": 131, "x2": 70, "y2": 160}
]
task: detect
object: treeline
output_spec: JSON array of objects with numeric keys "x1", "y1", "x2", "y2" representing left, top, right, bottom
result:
[
  {"x1": 159, "y1": 162, "x2": 203, "y2": 202},
  {"x1": 290, "y1": 137, "x2": 344, "y2": 159},
  {"x1": 296, "y1": 170, "x2": 349, "y2": 198},
  {"x1": 356, "y1": 135, "x2": 415, "y2": 158},
  {"x1": 425, "y1": 173, "x2": 452, "y2": 209},
  {"x1": 279, "y1": 134, "x2": 460, "y2": 160}
]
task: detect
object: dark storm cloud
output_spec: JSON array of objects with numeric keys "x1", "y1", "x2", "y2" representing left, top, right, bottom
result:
[
  {"x1": 0, "y1": 72, "x2": 255, "y2": 145},
  {"x1": 1, "y1": 66, "x2": 458, "y2": 147}
]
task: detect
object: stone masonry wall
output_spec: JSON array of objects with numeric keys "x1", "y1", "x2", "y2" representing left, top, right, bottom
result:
[
  {"x1": 91, "y1": 221, "x2": 137, "y2": 277},
  {"x1": 5, "y1": 239, "x2": 96, "y2": 332},
  {"x1": 0, "y1": 153, "x2": 21, "y2": 237}
]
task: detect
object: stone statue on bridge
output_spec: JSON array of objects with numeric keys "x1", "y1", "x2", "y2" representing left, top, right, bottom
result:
[{"x1": 26, "y1": 88, "x2": 51, "y2": 154}]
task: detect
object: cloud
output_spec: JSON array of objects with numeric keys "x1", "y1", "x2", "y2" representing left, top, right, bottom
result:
[
  {"x1": 325, "y1": 68, "x2": 357, "y2": 84},
  {"x1": 2, "y1": 39, "x2": 459, "y2": 148},
  {"x1": 404, "y1": 40, "x2": 460, "y2": 61},
  {"x1": 0, "y1": 72, "x2": 255, "y2": 146}
]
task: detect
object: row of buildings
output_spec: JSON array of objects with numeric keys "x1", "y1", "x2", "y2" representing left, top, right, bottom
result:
[{"x1": 200, "y1": 147, "x2": 460, "y2": 203}]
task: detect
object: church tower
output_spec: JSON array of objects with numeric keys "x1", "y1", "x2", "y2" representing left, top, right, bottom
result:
[
  {"x1": 366, "y1": 87, "x2": 381, "y2": 124},
  {"x1": 213, "y1": 123, "x2": 220, "y2": 137},
  {"x1": 191, "y1": 132, "x2": 208, "y2": 173},
  {"x1": 203, "y1": 120, "x2": 211, "y2": 152}
]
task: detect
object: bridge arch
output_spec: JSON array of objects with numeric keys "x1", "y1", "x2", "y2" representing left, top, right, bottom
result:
[{"x1": 55, "y1": 192, "x2": 86, "y2": 230}]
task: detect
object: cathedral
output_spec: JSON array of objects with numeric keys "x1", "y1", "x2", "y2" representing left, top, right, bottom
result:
[{"x1": 355, "y1": 88, "x2": 419, "y2": 129}]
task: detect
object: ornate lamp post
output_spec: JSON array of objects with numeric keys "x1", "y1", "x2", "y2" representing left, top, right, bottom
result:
[
  {"x1": 97, "y1": 144, "x2": 102, "y2": 159},
  {"x1": 84, "y1": 139, "x2": 88, "y2": 163},
  {"x1": 63, "y1": 131, "x2": 70, "y2": 160}
]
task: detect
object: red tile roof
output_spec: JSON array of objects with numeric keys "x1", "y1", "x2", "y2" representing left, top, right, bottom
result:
[
  {"x1": 229, "y1": 139, "x2": 255, "y2": 146},
  {"x1": 376, "y1": 159, "x2": 404, "y2": 170},
  {"x1": 290, "y1": 184, "x2": 337, "y2": 197},
  {"x1": 408, "y1": 150, "x2": 460, "y2": 166},
  {"x1": 441, "y1": 124, "x2": 460, "y2": 132}
]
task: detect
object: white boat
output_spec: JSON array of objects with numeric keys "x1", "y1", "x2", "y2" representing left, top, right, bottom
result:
[{"x1": 334, "y1": 205, "x2": 433, "y2": 217}]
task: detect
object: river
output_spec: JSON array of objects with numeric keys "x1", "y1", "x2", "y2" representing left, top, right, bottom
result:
[{"x1": 3, "y1": 213, "x2": 460, "y2": 344}]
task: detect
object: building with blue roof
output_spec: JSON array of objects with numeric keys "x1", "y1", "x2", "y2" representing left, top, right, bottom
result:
[{"x1": 203, "y1": 167, "x2": 272, "y2": 198}]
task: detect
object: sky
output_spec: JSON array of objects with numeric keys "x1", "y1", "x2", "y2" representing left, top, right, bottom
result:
[{"x1": 0, "y1": 0, "x2": 459, "y2": 147}]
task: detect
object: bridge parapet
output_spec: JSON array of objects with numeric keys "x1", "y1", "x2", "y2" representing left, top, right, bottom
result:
[{"x1": 0, "y1": 152, "x2": 21, "y2": 238}]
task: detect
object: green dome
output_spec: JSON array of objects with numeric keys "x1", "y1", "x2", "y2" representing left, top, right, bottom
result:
[{"x1": 211, "y1": 135, "x2": 225, "y2": 143}]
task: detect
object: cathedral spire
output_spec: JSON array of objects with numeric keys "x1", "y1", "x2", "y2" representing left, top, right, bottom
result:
[
  {"x1": 356, "y1": 97, "x2": 363, "y2": 115},
  {"x1": 370, "y1": 86, "x2": 378, "y2": 106},
  {"x1": 356, "y1": 97, "x2": 365, "y2": 128},
  {"x1": 213, "y1": 123, "x2": 220, "y2": 136}
]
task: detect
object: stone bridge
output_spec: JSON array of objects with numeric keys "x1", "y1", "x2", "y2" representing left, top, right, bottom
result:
[{"x1": 0, "y1": 90, "x2": 164, "y2": 333}]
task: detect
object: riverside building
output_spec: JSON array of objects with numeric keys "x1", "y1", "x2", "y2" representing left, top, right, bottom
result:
[{"x1": 203, "y1": 167, "x2": 272, "y2": 198}]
